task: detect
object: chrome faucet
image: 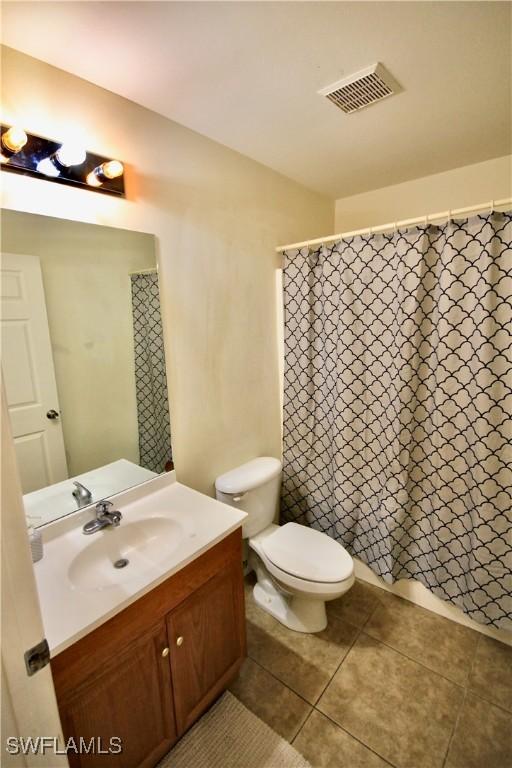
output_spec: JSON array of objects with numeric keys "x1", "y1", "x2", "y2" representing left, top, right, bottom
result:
[
  {"x1": 82, "y1": 500, "x2": 122, "y2": 535},
  {"x1": 72, "y1": 481, "x2": 93, "y2": 508}
]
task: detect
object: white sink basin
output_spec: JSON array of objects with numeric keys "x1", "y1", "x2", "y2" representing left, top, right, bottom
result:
[
  {"x1": 34, "y1": 475, "x2": 246, "y2": 655},
  {"x1": 68, "y1": 517, "x2": 184, "y2": 590}
]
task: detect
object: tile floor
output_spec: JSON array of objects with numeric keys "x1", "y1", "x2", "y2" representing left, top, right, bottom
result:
[{"x1": 230, "y1": 578, "x2": 512, "y2": 768}]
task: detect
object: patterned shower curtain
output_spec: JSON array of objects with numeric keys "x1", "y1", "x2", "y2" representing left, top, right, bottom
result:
[
  {"x1": 281, "y1": 212, "x2": 511, "y2": 630},
  {"x1": 130, "y1": 272, "x2": 172, "y2": 473}
]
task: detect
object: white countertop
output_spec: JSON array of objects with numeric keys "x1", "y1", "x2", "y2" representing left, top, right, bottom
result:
[{"x1": 34, "y1": 474, "x2": 246, "y2": 655}]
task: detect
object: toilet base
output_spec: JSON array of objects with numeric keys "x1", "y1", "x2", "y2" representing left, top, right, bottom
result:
[{"x1": 253, "y1": 579, "x2": 327, "y2": 633}]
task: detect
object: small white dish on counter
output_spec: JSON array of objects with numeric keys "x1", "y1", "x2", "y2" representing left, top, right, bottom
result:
[{"x1": 34, "y1": 473, "x2": 246, "y2": 655}]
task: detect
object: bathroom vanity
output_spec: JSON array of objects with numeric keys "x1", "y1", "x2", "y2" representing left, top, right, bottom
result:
[{"x1": 34, "y1": 475, "x2": 247, "y2": 768}]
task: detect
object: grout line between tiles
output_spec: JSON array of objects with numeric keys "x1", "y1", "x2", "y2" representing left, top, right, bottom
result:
[
  {"x1": 312, "y1": 622, "x2": 363, "y2": 706},
  {"x1": 441, "y1": 688, "x2": 467, "y2": 768},
  {"x1": 463, "y1": 690, "x2": 512, "y2": 716},
  {"x1": 248, "y1": 655, "x2": 314, "y2": 709},
  {"x1": 290, "y1": 707, "x2": 316, "y2": 747},
  {"x1": 360, "y1": 631, "x2": 470, "y2": 691},
  {"x1": 309, "y1": 707, "x2": 399, "y2": 768},
  {"x1": 468, "y1": 631, "x2": 481, "y2": 672},
  {"x1": 440, "y1": 631, "x2": 482, "y2": 768},
  {"x1": 290, "y1": 706, "x2": 314, "y2": 744},
  {"x1": 231, "y1": 655, "x2": 312, "y2": 744},
  {"x1": 360, "y1": 598, "x2": 381, "y2": 629}
]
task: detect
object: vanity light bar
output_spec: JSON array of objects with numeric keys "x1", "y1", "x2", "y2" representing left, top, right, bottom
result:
[{"x1": 0, "y1": 124, "x2": 125, "y2": 197}]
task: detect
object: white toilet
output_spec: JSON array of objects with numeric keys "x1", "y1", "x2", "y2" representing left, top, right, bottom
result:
[{"x1": 215, "y1": 457, "x2": 354, "y2": 633}]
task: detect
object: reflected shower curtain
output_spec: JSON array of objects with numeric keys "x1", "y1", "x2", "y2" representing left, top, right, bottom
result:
[
  {"x1": 130, "y1": 272, "x2": 172, "y2": 473},
  {"x1": 281, "y1": 212, "x2": 511, "y2": 629}
]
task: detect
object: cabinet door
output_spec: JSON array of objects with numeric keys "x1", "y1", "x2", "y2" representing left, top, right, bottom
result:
[
  {"x1": 58, "y1": 622, "x2": 176, "y2": 768},
  {"x1": 167, "y1": 560, "x2": 245, "y2": 734}
]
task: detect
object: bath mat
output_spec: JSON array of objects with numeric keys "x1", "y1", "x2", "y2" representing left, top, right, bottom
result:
[{"x1": 157, "y1": 691, "x2": 312, "y2": 768}]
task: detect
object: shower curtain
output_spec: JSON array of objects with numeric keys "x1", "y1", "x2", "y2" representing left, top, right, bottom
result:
[
  {"x1": 281, "y1": 212, "x2": 511, "y2": 630},
  {"x1": 130, "y1": 272, "x2": 172, "y2": 474}
]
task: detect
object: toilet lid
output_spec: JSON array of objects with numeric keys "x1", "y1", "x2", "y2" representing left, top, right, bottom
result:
[{"x1": 260, "y1": 523, "x2": 353, "y2": 583}]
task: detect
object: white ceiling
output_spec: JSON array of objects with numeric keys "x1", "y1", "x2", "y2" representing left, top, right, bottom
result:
[{"x1": 2, "y1": 2, "x2": 511, "y2": 199}]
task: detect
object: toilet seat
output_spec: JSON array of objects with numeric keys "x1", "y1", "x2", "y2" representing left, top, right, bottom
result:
[
  {"x1": 260, "y1": 522, "x2": 353, "y2": 583},
  {"x1": 249, "y1": 523, "x2": 354, "y2": 599}
]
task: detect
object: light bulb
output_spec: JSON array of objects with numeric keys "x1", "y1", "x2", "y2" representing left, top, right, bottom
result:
[
  {"x1": 55, "y1": 143, "x2": 86, "y2": 167},
  {"x1": 101, "y1": 160, "x2": 124, "y2": 179},
  {"x1": 2, "y1": 126, "x2": 28, "y2": 153},
  {"x1": 37, "y1": 157, "x2": 60, "y2": 177},
  {"x1": 86, "y1": 159, "x2": 124, "y2": 187},
  {"x1": 86, "y1": 171, "x2": 102, "y2": 187}
]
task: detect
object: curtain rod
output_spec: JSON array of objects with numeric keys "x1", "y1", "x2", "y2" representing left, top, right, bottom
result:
[{"x1": 275, "y1": 197, "x2": 512, "y2": 253}]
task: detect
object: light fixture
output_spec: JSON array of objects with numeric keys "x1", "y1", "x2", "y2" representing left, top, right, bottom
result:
[
  {"x1": 87, "y1": 160, "x2": 124, "y2": 187},
  {"x1": 1, "y1": 126, "x2": 28, "y2": 162},
  {"x1": 1, "y1": 124, "x2": 126, "y2": 197}
]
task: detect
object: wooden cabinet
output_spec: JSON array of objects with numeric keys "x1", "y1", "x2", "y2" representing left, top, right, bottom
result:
[
  {"x1": 168, "y1": 560, "x2": 244, "y2": 733},
  {"x1": 51, "y1": 531, "x2": 245, "y2": 768},
  {"x1": 57, "y1": 622, "x2": 175, "y2": 768}
]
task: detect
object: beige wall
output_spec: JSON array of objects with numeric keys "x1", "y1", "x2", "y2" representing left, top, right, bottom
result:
[
  {"x1": 1, "y1": 211, "x2": 156, "y2": 477},
  {"x1": 335, "y1": 155, "x2": 512, "y2": 232},
  {"x1": 1, "y1": 46, "x2": 334, "y2": 494}
]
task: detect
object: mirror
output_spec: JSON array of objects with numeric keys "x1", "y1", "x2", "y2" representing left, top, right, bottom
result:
[{"x1": 1, "y1": 210, "x2": 173, "y2": 527}]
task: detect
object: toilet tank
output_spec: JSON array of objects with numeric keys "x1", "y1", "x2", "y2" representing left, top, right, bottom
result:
[{"x1": 215, "y1": 457, "x2": 282, "y2": 539}]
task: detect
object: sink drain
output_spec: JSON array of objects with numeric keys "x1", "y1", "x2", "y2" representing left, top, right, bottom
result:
[{"x1": 114, "y1": 558, "x2": 129, "y2": 569}]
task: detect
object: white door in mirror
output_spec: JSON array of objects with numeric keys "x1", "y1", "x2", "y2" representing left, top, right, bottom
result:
[{"x1": 0, "y1": 253, "x2": 68, "y2": 492}]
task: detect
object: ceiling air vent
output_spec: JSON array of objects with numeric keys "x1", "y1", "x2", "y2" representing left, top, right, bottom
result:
[{"x1": 319, "y1": 63, "x2": 400, "y2": 114}]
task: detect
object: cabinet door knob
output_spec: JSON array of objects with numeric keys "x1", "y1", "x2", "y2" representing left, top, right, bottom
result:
[
  {"x1": 161, "y1": 647, "x2": 169, "y2": 658},
  {"x1": 176, "y1": 636, "x2": 184, "y2": 647}
]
